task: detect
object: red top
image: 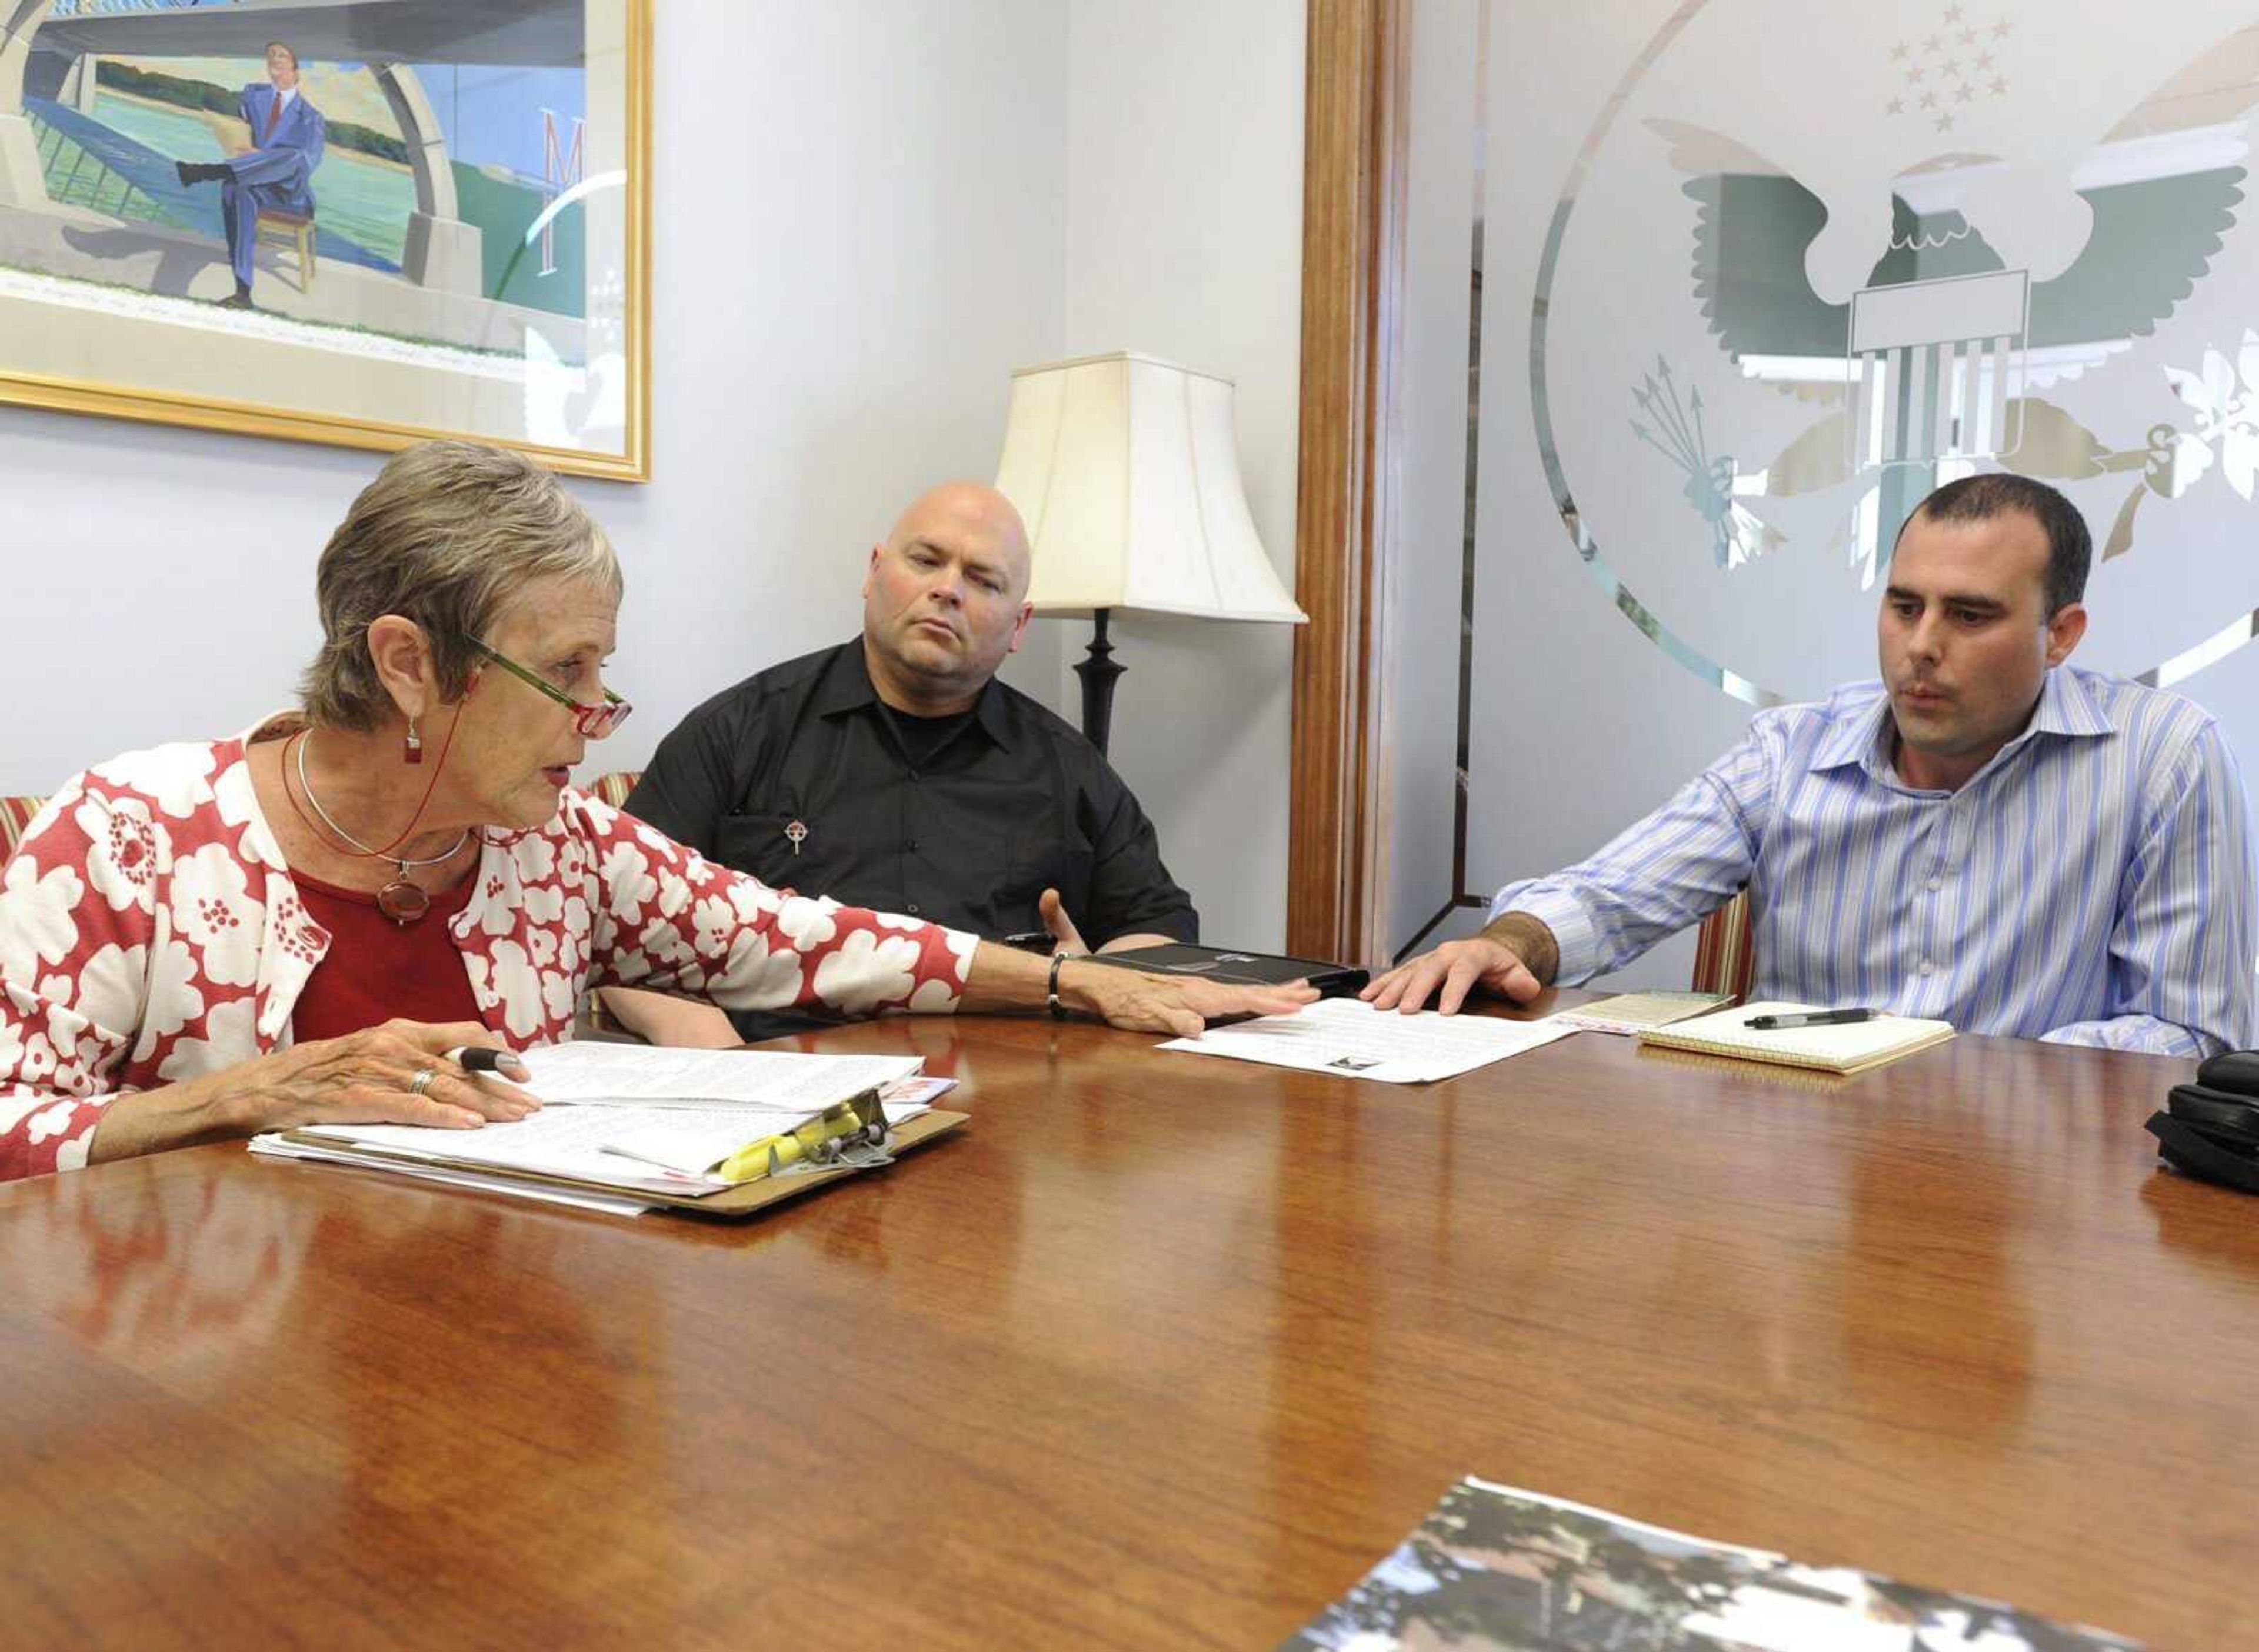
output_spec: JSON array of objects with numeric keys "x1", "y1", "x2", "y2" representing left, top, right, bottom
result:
[{"x1": 290, "y1": 868, "x2": 484, "y2": 1043}]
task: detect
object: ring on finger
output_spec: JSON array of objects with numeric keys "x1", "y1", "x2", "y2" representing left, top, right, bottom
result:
[{"x1": 407, "y1": 1067, "x2": 438, "y2": 1097}]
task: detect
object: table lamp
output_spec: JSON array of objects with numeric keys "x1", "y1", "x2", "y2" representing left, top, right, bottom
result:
[{"x1": 994, "y1": 351, "x2": 1307, "y2": 755}]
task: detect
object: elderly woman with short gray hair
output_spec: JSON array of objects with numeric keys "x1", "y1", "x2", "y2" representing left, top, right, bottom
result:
[{"x1": 0, "y1": 441, "x2": 1308, "y2": 1181}]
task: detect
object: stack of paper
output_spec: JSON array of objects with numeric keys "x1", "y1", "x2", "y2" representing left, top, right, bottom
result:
[{"x1": 251, "y1": 1045, "x2": 950, "y2": 1213}]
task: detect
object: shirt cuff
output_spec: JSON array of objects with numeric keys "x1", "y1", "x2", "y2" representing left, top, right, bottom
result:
[
  {"x1": 941, "y1": 926, "x2": 979, "y2": 990},
  {"x1": 2039, "y1": 1016, "x2": 2215, "y2": 1059},
  {"x1": 1488, "y1": 880, "x2": 1601, "y2": 986},
  {"x1": 1, "y1": 1093, "x2": 109, "y2": 1182}
]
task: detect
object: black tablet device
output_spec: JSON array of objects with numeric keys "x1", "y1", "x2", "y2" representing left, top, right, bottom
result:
[{"x1": 1084, "y1": 942, "x2": 1368, "y2": 997}]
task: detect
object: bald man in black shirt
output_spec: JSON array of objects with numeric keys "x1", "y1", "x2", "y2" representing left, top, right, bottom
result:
[{"x1": 610, "y1": 482, "x2": 1196, "y2": 1045}]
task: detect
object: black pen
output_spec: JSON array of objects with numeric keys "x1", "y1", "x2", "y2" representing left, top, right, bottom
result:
[
  {"x1": 1744, "y1": 1008, "x2": 1878, "y2": 1030},
  {"x1": 442, "y1": 1044, "x2": 530, "y2": 1078}
]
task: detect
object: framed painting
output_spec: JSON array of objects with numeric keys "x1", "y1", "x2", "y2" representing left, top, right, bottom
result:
[{"x1": 0, "y1": 0, "x2": 650, "y2": 481}]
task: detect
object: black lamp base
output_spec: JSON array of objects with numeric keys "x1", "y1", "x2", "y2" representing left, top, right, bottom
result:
[{"x1": 1074, "y1": 608, "x2": 1127, "y2": 757}]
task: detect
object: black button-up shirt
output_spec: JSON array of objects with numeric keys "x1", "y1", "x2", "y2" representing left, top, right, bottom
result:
[{"x1": 624, "y1": 641, "x2": 1198, "y2": 952}]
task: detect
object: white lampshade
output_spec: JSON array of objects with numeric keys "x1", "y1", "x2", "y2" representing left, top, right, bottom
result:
[{"x1": 994, "y1": 352, "x2": 1307, "y2": 623}]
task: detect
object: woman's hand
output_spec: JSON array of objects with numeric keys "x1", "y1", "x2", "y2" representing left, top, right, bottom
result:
[
  {"x1": 88, "y1": 1020, "x2": 539, "y2": 1164},
  {"x1": 1059, "y1": 956, "x2": 1318, "y2": 1037},
  {"x1": 229, "y1": 1020, "x2": 539, "y2": 1131}
]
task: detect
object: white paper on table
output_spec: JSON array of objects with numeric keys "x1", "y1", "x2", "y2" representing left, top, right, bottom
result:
[
  {"x1": 1159, "y1": 997, "x2": 1580, "y2": 1083},
  {"x1": 250, "y1": 1135, "x2": 655, "y2": 1216},
  {"x1": 517, "y1": 1043, "x2": 923, "y2": 1110}
]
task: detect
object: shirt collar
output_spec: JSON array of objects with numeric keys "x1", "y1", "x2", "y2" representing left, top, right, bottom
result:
[
  {"x1": 1807, "y1": 667, "x2": 2113, "y2": 780},
  {"x1": 1809, "y1": 691, "x2": 1893, "y2": 774},
  {"x1": 2028, "y1": 664, "x2": 2114, "y2": 740},
  {"x1": 815, "y1": 639, "x2": 1012, "y2": 751}
]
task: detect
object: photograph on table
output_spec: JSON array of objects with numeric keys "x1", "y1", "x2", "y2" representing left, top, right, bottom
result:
[
  {"x1": 1282, "y1": 1476, "x2": 2140, "y2": 1652},
  {"x1": 0, "y1": 0, "x2": 649, "y2": 478}
]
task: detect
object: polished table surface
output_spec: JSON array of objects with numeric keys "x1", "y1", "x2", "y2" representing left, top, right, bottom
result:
[{"x1": 2, "y1": 1001, "x2": 2255, "y2": 1650}]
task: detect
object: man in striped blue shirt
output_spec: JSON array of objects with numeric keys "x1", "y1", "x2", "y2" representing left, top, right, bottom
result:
[{"x1": 1366, "y1": 474, "x2": 2256, "y2": 1056}]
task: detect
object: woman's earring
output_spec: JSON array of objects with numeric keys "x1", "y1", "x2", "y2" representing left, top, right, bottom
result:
[{"x1": 404, "y1": 717, "x2": 424, "y2": 765}]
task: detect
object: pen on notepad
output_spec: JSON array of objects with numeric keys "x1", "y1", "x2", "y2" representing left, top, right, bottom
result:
[{"x1": 1743, "y1": 1009, "x2": 1878, "y2": 1030}]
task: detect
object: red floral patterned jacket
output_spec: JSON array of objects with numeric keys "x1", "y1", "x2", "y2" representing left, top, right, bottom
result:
[{"x1": 0, "y1": 730, "x2": 977, "y2": 1180}]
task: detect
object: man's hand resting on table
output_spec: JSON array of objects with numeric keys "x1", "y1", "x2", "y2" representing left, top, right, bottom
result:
[{"x1": 1360, "y1": 912, "x2": 1559, "y2": 1015}]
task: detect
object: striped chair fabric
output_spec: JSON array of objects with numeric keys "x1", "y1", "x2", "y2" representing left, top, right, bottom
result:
[
  {"x1": 589, "y1": 771, "x2": 642, "y2": 810},
  {"x1": 1690, "y1": 888, "x2": 1757, "y2": 1004},
  {"x1": 2, "y1": 795, "x2": 48, "y2": 861}
]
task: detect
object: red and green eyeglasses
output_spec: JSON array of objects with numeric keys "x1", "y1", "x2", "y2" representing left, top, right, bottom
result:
[{"x1": 468, "y1": 638, "x2": 632, "y2": 739}]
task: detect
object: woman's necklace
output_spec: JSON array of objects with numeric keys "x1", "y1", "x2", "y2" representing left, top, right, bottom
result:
[{"x1": 291, "y1": 731, "x2": 470, "y2": 925}]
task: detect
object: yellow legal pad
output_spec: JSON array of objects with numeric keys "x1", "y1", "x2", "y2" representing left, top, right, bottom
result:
[{"x1": 1636, "y1": 1001, "x2": 1955, "y2": 1076}]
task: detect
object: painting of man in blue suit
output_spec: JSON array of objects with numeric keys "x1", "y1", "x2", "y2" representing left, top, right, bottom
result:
[{"x1": 173, "y1": 41, "x2": 325, "y2": 311}]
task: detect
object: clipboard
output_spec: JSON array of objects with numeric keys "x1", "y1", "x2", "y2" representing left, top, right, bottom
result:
[{"x1": 272, "y1": 1109, "x2": 968, "y2": 1218}]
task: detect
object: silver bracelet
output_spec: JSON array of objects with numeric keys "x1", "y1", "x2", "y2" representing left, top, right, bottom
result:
[{"x1": 1047, "y1": 951, "x2": 1069, "y2": 1020}]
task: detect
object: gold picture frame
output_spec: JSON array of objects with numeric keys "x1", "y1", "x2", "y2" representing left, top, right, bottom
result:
[{"x1": 0, "y1": 0, "x2": 651, "y2": 481}]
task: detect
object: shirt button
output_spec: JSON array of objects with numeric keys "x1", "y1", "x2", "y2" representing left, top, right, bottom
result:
[
  {"x1": 905, "y1": 902, "x2": 921, "y2": 915},
  {"x1": 1918, "y1": 959, "x2": 1934, "y2": 976},
  {"x1": 1926, "y1": 877, "x2": 1941, "y2": 891},
  {"x1": 906, "y1": 770, "x2": 921, "y2": 782},
  {"x1": 902, "y1": 838, "x2": 918, "y2": 852}
]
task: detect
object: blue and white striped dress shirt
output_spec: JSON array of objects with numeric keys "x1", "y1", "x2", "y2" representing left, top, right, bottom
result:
[{"x1": 1491, "y1": 667, "x2": 2257, "y2": 1056}]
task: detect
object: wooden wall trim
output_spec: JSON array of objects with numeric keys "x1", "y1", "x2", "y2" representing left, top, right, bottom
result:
[{"x1": 1288, "y1": 0, "x2": 1407, "y2": 965}]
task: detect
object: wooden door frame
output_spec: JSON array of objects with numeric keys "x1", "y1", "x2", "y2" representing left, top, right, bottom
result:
[{"x1": 1288, "y1": 0, "x2": 1408, "y2": 965}]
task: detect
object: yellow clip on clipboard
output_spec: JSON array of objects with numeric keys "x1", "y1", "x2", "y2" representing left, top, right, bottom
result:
[{"x1": 717, "y1": 1088, "x2": 889, "y2": 1184}]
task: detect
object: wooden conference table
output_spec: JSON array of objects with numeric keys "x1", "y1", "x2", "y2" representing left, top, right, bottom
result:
[{"x1": 1, "y1": 1000, "x2": 2254, "y2": 1650}]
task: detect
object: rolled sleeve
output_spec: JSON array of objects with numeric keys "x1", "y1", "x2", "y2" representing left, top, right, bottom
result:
[{"x1": 1487, "y1": 737, "x2": 1771, "y2": 986}]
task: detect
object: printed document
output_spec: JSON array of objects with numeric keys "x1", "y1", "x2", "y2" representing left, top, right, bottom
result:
[
  {"x1": 1160, "y1": 997, "x2": 1577, "y2": 1083},
  {"x1": 517, "y1": 1043, "x2": 922, "y2": 1110}
]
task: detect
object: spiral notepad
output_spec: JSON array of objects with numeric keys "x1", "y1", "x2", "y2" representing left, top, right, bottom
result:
[{"x1": 1636, "y1": 1001, "x2": 1955, "y2": 1075}]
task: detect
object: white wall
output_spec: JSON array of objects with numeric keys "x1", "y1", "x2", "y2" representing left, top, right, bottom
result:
[
  {"x1": 3, "y1": 2, "x2": 1070, "y2": 798},
  {"x1": 0, "y1": 4, "x2": 1318, "y2": 951},
  {"x1": 1055, "y1": 0, "x2": 1307, "y2": 951}
]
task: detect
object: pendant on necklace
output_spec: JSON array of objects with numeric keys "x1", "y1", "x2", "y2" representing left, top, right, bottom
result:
[{"x1": 377, "y1": 867, "x2": 430, "y2": 925}]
